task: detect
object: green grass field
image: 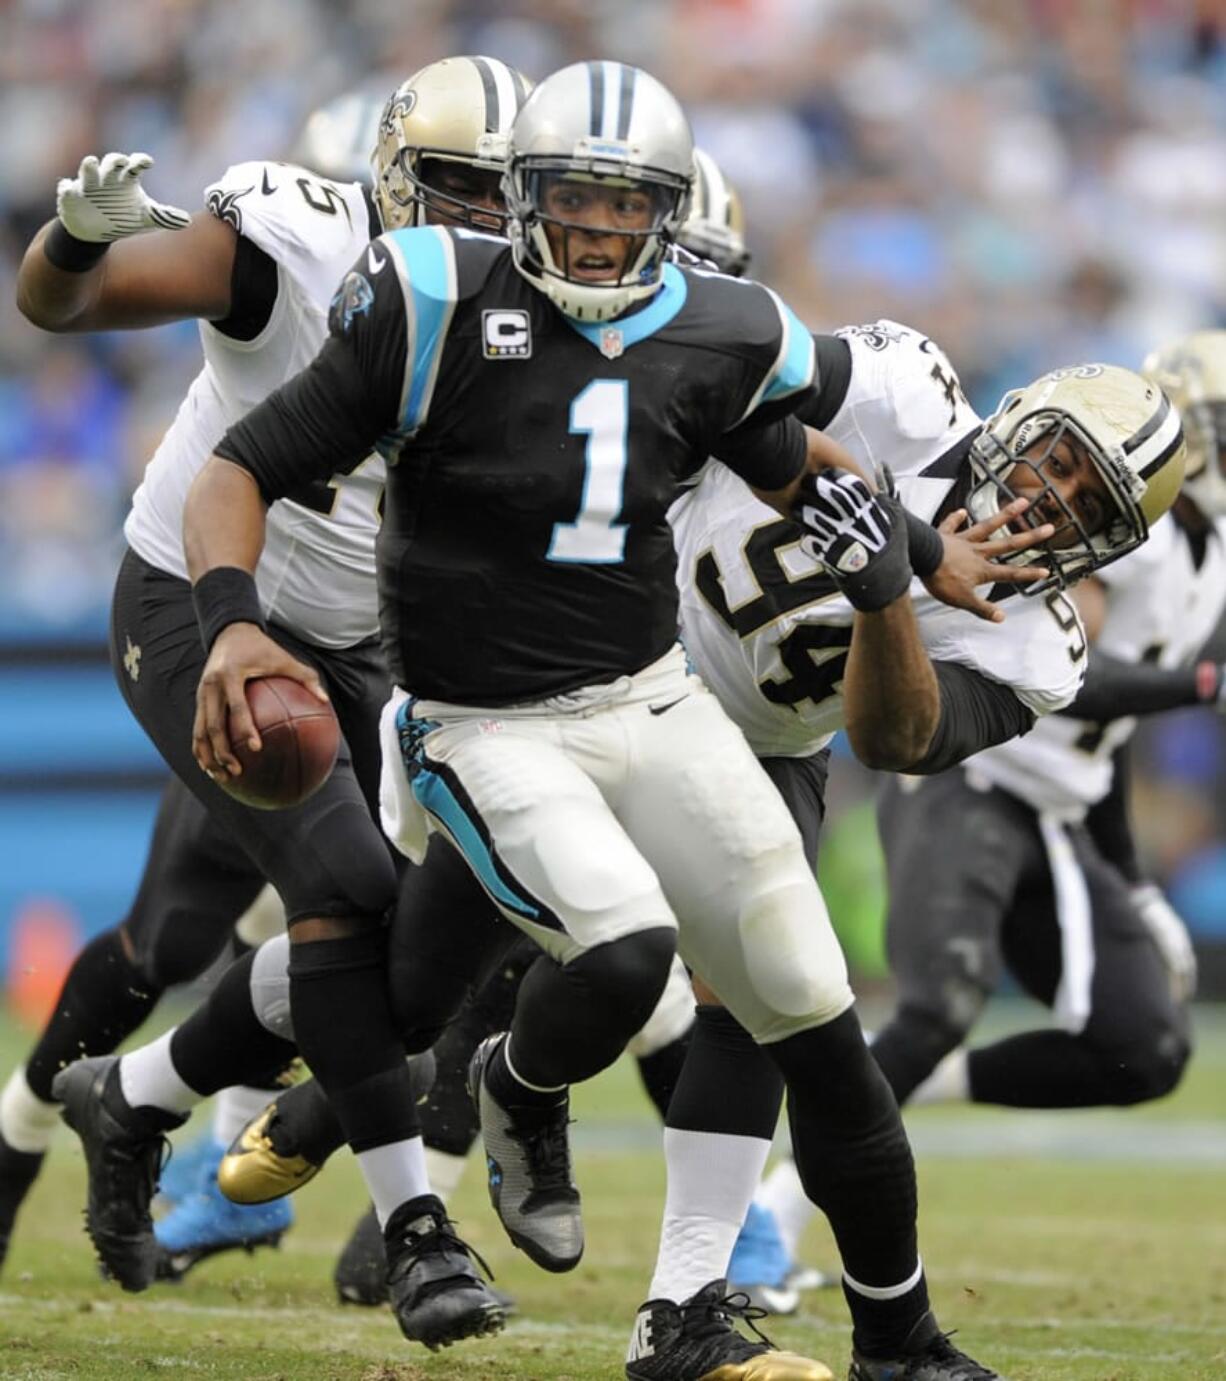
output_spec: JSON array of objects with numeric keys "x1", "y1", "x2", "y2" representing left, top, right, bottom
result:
[{"x1": 0, "y1": 1000, "x2": 1223, "y2": 1381}]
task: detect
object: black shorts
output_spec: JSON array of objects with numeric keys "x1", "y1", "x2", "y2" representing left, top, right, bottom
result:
[
  {"x1": 877, "y1": 768, "x2": 1183, "y2": 1051},
  {"x1": 120, "y1": 775, "x2": 265, "y2": 988},
  {"x1": 110, "y1": 548, "x2": 398, "y2": 925}
]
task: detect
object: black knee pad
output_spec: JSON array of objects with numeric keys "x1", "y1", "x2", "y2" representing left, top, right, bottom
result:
[
  {"x1": 1091, "y1": 1030, "x2": 1192, "y2": 1105},
  {"x1": 572, "y1": 925, "x2": 677, "y2": 1029}
]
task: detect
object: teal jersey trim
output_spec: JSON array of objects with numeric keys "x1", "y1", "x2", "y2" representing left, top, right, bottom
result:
[
  {"x1": 563, "y1": 263, "x2": 688, "y2": 351},
  {"x1": 387, "y1": 226, "x2": 455, "y2": 432},
  {"x1": 762, "y1": 299, "x2": 816, "y2": 403},
  {"x1": 411, "y1": 769, "x2": 541, "y2": 920}
]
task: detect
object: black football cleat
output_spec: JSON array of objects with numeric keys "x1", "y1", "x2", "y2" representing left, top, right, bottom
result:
[
  {"x1": 51, "y1": 1056, "x2": 186, "y2": 1292},
  {"x1": 467, "y1": 1033, "x2": 583, "y2": 1273},
  {"x1": 384, "y1": 1194, "x2": 506, "y2": 1349},
  {"x1": 337, "y1": 1202, "x2": 518, "y2": 1314},
  {"x1": 849, "y1": 1311, "x2": 1002, "y2": 1380},
  {"x1": 625, "y1": 1278, "x2": 835, "y2": 1380},
  {"x1": 0, "y1": 1133, "x2": 45, "y2": 1274}
]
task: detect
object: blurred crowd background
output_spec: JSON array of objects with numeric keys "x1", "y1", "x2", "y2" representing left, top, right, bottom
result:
[{"x1": 1, "y1": 0, "x2": 1224, "y2": 992}]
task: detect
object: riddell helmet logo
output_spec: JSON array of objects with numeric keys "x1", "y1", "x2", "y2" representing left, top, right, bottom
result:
[{"x1": 483, "y1": 309, "x2": 532, "y2": 359}]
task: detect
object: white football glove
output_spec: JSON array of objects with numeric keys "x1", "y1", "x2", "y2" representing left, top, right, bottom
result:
[
  {"x1": 1130, "y1": 882, "x2": 1197, "y2": 1003},
  {"x1": 55, "y1": 152, "x2": 191, "y2": 243}
]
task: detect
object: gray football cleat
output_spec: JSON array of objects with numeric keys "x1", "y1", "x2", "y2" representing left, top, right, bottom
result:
[{"x1": 467, "y1": 1033, "x2": 583, "y2": 1273}]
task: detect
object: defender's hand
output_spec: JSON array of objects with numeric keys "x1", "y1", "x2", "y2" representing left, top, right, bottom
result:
[
  {"x1": 922, "y1": 500, "x2": 1055, "y2": 623},
  {"x1": 192, "y1": 624, "x2": 328, "y2": 781},
  {"x1": 1131, "y1": 882, "x2": 1197, "y2": 1003},
  {"x1": 56, "y1": 152, "x2": 190, "y2": 243},
  {"x1": 793, "y1": 470, "x2": 912, "y2": 612}
]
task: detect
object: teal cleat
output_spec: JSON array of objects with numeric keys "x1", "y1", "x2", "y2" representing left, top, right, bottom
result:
[{"x1": 155, "y1": 1165, "x2": 292, "y2": 1281}]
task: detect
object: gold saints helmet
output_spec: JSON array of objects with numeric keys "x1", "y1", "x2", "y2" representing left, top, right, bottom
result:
[
  {"x1": 1141, "y1": 330, "x2": 1226, "y2": 517},
  {"x1": 373, "y1": 55, "x2": 532, "y2": 231},
  {"x1": 677, "y1": 147, "x2": 750, "y2": 277},
  {"x1": 968, "y1": 363, "x2": 1186, "y2": 589}
]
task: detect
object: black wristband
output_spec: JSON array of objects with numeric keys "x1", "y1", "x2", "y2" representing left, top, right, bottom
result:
[
  {"x1": 902, "y1": 506, "x2": 945, "y2": 579},
  {"x1": 44, "y1": 221, "x2": 111, "y2": 273},
  {"x1": 192, "y1": 567, "x2": 266, "y2": 653}
]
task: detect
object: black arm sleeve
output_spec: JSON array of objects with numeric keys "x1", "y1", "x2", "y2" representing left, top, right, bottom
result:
[
  {"x1": 905, "y1": 660, "x2": 1036, "y2": 775},
  {"x1": 1062, "y1": 649, "x2": 1216, "y2": 721},
  {"x1": 214, "y1": 250, "x2": 409, "y2": 502},
  {"x1": 792, "y1": 335, "x2": 852, "y2": 431},
  {"x1": 211, "y1": 235, "x2": 278, "y2": 341},
  {"x1": 1084, "y1": 746, "x2": 1145, "y2": 884},
  {"x1": 712, "y1": 413, "x2": 806, "y2": 492}
]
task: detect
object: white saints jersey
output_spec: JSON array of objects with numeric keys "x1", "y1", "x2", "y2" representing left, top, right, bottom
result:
[
  {"x1": 124, "y1": 161, "x2": 383, "y2": 648},
  {"x1": 671, "y1": 321, "x2": 1087, "y2": 758},
  {"x1": 969, "y1": 511, "x2": 1226, "y2": 817}
]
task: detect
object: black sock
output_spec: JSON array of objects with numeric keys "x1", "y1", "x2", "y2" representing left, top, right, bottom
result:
[
  {"x1": 169, "y1": 950, "x2": 297, "y2": 1096},
  {"x1": 635, "y1": 1023, "x2": 695, "y2": 1122},
  {"x1": 842, "y1": 1277, "x2": 932, "y2": 1360},
  {"x1": 768, "y1": 1008, "x2": 927, "y2": 1353},
  {"x1": 25, "y1": 930, "x2": 159, "y2": 1103},
  {"x1": 288, "y1": 931, "x2": 421, "y2": 1153},
  {"x1": 666, "y1": 1005, "x2": 781, "y2": 1137},
  {"x1": 504, "y1": 927, "x2": 676, "y2": 1092}
]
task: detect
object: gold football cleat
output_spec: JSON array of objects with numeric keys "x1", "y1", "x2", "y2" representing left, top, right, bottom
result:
[
  {"x1": 703, "y1": 1355, "x2": 835, "y2": 1380},
  {"x1": 216, "y1": 1106, "x2": 322, "y2": 1205}
]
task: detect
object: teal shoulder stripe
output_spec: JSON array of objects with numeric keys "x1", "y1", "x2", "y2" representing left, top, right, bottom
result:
[
  {"x1": 762, "y1": 298, "x2": 816, "y2": 403},
  {"x1": 386, "y1": 226, "x2": 457, "y2": 433},
  {"x1": 564, "y1": 263, "x2": 688, "y2": 351}
]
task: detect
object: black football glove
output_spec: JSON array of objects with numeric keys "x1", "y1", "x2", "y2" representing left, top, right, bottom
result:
[{"x1": 792, "y1": 470, "x2": 913, "y2": 612}]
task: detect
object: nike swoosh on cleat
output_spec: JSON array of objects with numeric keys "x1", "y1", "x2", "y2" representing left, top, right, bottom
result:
[
  {"x1": 648, "y1": 696, "x2": 688, "y2": 716},
  {"x1": 261, "y1": 169, "x2": 276, "y2": 195}
]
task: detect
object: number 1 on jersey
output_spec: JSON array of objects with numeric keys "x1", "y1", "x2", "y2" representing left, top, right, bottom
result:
[{"x1": 548, "y1": 380, "x2": 629, "y2": 564}]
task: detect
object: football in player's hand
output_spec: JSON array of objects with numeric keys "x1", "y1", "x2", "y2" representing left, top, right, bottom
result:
[{"x1": 224, "y1": 676, "x2": 339, "y2": 810}]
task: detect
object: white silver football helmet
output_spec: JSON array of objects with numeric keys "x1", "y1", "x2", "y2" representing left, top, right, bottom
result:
[
  {"x1": 1142, "y1": 330, "x2": 1226, "y2": 517},
  {"x1": 503, "y1": 61, "x2": 694, "y2": 321},
  {"x1": 678, "y1": 147, "x2": 750, "y2": 277},
  {"x1": 969, "y1": 363, "x2": 1186, "y2": 590}
]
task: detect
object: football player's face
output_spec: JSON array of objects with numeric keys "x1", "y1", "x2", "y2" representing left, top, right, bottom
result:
[
  {"x1": 1007, "y1": 435, "x2": 1112, "y2": 546},
  {"x1": 540, "y1": 177, "x2": 656, "y2": 283},
  {"x1": 420, "y1": 160, "x2": 506, "y2": 232}
]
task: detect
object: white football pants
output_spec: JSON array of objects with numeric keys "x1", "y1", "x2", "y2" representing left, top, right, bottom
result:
[{"x1": 381, "y1": 645, "x2": 852, "y2": 1044}]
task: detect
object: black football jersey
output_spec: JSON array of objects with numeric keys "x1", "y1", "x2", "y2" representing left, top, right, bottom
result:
[{"x1": 220, "y1": 227, "x2": 819, "y2": 703}]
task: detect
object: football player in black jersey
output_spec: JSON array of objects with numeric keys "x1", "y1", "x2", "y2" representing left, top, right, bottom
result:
[
  {"x1": 12, "y1": 57, "x2": 532, "y2": 1350},
  {"x1": 168, "y1": 60, "x2": 1025, "y2": 1381}
]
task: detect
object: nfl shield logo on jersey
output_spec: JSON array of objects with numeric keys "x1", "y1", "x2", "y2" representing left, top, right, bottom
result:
[{"x1": 600, "y1": 327, "x2": 625, "y2": 360}]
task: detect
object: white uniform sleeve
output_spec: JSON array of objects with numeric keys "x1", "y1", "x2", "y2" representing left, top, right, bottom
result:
[
  {"x1": 205, "y1": 161, "x2": 370, "y2": 282},
  {"x1": 917, "y1": 588, "x2": 1087, "y2": 717},
  {"x1": 822, "y1": 321, "x2": 981, "y2": 495}
]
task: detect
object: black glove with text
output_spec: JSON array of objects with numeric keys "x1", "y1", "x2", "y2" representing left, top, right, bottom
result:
[{"x1": 791, "y1": 470, "x2": 913, "y2": 612}]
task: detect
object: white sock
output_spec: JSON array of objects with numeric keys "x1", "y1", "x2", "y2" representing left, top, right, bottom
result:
[
  {"x1": 755, "y1": 1153, "x2": 815, "y2": 1260},
  {"x1": 211, "y1": 1084, "x2": 277, "y2": 1146},
  {"x1": 908, "y1": 1049, "x2": 969, "y2": 1106},
  {"x1": 424, "y1": 1146, "x2": 470, "y2": 1205},
  {"x1": 647, "y1": 1127, "x2": 772, "y2": 1303},
  {"x1": 504, "y1": 1036, "x2": 566, "y2": 1094},
  {"x1": 118, "y1": 1030, "x2": 199, "y2": 1115},
  {"x1": 844, "y1": 1256, "x2": 924, "y2": 1299},
  {"x1": 357, "y1": 1135, "x2": 430, "y2": 1227},
  {"x1": 0, "y1": 1067, "x2": 59, "y2": 1153}
]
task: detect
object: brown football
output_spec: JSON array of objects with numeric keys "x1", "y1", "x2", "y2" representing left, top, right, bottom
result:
[{"x1": 223, "y1": 676, "x2": 340, "y2": 811}]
